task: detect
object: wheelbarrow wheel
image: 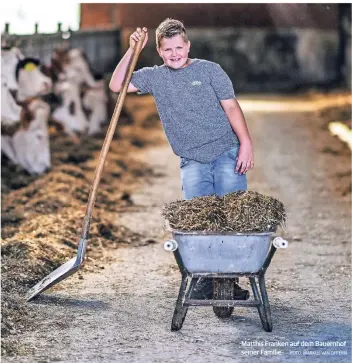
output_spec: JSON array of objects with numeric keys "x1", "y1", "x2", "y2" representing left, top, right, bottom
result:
[{"x1": 212, "y1": 278, "x2": 234, "y2": 318}]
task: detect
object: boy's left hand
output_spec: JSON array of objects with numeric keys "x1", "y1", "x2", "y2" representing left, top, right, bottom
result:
[{"x1": 235, "y1": 141, "x2": 254, "y2": 175}]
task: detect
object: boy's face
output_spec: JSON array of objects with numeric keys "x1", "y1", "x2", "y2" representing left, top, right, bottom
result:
[{"x1": 157, "y1": 34, "x2": 191, "y2": 69}]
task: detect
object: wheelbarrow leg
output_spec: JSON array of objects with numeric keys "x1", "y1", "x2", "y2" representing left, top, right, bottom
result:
[
  {"x1": 249, "y1": 276, "x2": 272, "y2": 332},
  {"x1": 171, "y1": 274, "x2": 193, "y2": 331},
  {"x1": 258, "y1": 274, "x2": 273, "y2": 332}
]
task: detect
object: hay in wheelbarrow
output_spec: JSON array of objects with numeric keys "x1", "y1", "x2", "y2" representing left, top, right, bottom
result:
[{"x1": 162, "y1": 190, "x2": 286, "y2": 233}]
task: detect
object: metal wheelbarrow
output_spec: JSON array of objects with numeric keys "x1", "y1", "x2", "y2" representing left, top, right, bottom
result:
[{"x1": 163, "y1": 223, "x2": 288, "y2": 332}]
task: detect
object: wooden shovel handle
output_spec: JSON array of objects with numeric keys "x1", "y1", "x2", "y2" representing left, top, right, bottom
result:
[{"x1": 80, "y1": 31, "x2": 146, "y2": 239}]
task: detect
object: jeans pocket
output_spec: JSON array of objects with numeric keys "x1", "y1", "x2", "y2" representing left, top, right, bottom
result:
[{"x1": 226, "y1": 145, "x2": 240, "y2": 161}]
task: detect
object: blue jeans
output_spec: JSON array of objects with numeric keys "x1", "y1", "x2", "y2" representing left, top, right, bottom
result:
[{"x1": 180, "y1": 145, "x2": 247, "y2": 200}]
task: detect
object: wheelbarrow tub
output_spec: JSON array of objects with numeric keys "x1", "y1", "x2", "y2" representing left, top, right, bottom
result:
[{"x1": 170, "y1": 229, "x2": 274, "y2": 274}]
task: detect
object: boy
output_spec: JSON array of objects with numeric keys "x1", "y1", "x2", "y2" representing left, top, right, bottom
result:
[{"x1": 110, "y1": 19, "x2": 253, "y2": 299}]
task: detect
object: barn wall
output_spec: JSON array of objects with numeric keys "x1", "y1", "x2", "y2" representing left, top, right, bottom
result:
[
  {"x1": 80, "y1": 4, "x2": 338, "y2": 30},
  {"x1": 80, "y1": 3, "x2": 343, "y2": 92},
  {"x1": 121, "y1": 26, "x2": 339, "y2": 92},
  {"x1": 339, "y1": 4, "x2": 351, "y2": 89}
]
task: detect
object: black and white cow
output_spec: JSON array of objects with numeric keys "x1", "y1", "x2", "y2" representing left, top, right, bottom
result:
[{"x1": 15, "y1": 57, "x2": 52, "y2": 102}]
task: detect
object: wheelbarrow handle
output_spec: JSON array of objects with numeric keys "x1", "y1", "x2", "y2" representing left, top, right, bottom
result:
[
  {"x1": 273, "y1": 237, "x2": 288, "y2": 249},
  {"x1": 164, "y1": 240, "x2": 178, "y2": 251},
  {"x1": 80, "y1": 31, "x2": 146, "y2": 239}
]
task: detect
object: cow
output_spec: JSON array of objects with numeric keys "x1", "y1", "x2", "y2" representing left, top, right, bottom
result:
[
  {"x1": 1, "y1": 48, "x2": 52, "y2": 174},
  {"x1": 51, "y1": 68, "x2": 89, "y2": 135},
  {"x1": 51, "y1": 46, "x2": 96, "y2": 88},
  {"x1": 1, "y1": 82, "x2": 23, "y2": 165},
  {"x1": 15, "y1": 57, "x2": 53, "y2": 102},
  {"x1": 1, "y1": 46, "x2": 24, "y2": 91},
  {"x1": 82, "y1": 74, "x2": 108, "y2": 135},
  {"x1": 1, "y1": 82, "x2": 22, "y2": 124},
  {"x1": 49, "y1": 46, "x2": 108, "y2": 135},
  {"x1": 12, "y1": 99, "x2": 51, "y2": 174},
  {"x1": 1, "y1": 98, "x2": 51, "y2": 175},
  {"x1": 65, "y1": 48, "x2": 97, "y2": 88},
  {"x1": 2, "y1": 47, "x2": 52, "y2": 99},
  {"x1": 5, "y1": 51, "x2": 80, "y2": 144}
]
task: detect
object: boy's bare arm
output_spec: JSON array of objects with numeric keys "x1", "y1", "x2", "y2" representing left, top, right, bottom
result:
[
  {"x1": 109, "y1": 27, "x2": 148, "y2": 93},
  {"x1": 220, "y1": 98, "x2": 254, "y2": 174}
]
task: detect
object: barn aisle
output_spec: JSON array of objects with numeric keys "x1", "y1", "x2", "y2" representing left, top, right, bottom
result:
[{"x1": 4, "y1": 94, "x2": 351, "y2": 363}]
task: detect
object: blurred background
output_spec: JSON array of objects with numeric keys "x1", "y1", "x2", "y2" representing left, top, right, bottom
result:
[{"x1": 2, "y1": 2, "x2": 351, "y2": 93}]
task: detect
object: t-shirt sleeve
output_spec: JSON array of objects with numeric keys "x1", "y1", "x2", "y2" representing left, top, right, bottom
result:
[
  {"x1": 210, "y1": 63, "x2": 236, "y2": 100},
  {"x1": 130, "y1": 66, "x2": 155, "y2": 95}
]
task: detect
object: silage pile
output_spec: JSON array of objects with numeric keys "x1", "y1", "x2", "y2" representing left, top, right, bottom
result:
[
  {"x1": 163, "y1": 190, "x2": 286, "y2": 233},
  {"x1": 1, "y1": 103, "x2": 164, "y2": 354}
]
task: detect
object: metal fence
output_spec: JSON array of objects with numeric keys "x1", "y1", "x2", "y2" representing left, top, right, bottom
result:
[{"x1": 2, "y1": 28, "x2": 121, "y2": 76}]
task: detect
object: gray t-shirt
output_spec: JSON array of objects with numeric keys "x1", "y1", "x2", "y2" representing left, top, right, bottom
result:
[{"x1": 131, "y1": 58, "x2": 239, "y2": 163}]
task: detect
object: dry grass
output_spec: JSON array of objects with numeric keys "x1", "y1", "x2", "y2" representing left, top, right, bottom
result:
[{"x1": 163, "y1": 190, "x2": 286, "y2": 233}]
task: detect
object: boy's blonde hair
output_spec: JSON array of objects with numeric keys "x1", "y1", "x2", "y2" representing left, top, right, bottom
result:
[{"x1": 156, "y1": 18, "x2": 189, "y2": 48}]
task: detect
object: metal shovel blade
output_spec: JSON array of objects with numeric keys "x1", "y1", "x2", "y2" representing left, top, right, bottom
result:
[{"x1": 26, "y1": 238, "x2": 87, "y2": 301}]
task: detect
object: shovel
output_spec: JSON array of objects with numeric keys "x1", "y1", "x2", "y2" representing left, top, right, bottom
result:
[{"x1": 26, "y1": 31, "x2": 146, "y2": 301}]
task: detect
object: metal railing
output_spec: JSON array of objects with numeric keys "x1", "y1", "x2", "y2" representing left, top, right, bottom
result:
[{"x1": 2, "y1": 25, "x2": 121, "y2": 75}]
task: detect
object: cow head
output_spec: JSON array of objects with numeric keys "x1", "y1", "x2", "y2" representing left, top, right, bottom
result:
[
  {"x1": 68, "y1": 48, "x2": 97, "y2": 87},
  {"x1": 52, "y1": 47, "x2": 97, "y2": 87},
  {"x1": 16, "y1": 58, "x2": 53, "y2": 102},
  {"x1": 51, "y1": 47, "x2": 70, "y2": 76},
  {"x1": 12, "y1": 99, "x2": 51, "y2": 174}
]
